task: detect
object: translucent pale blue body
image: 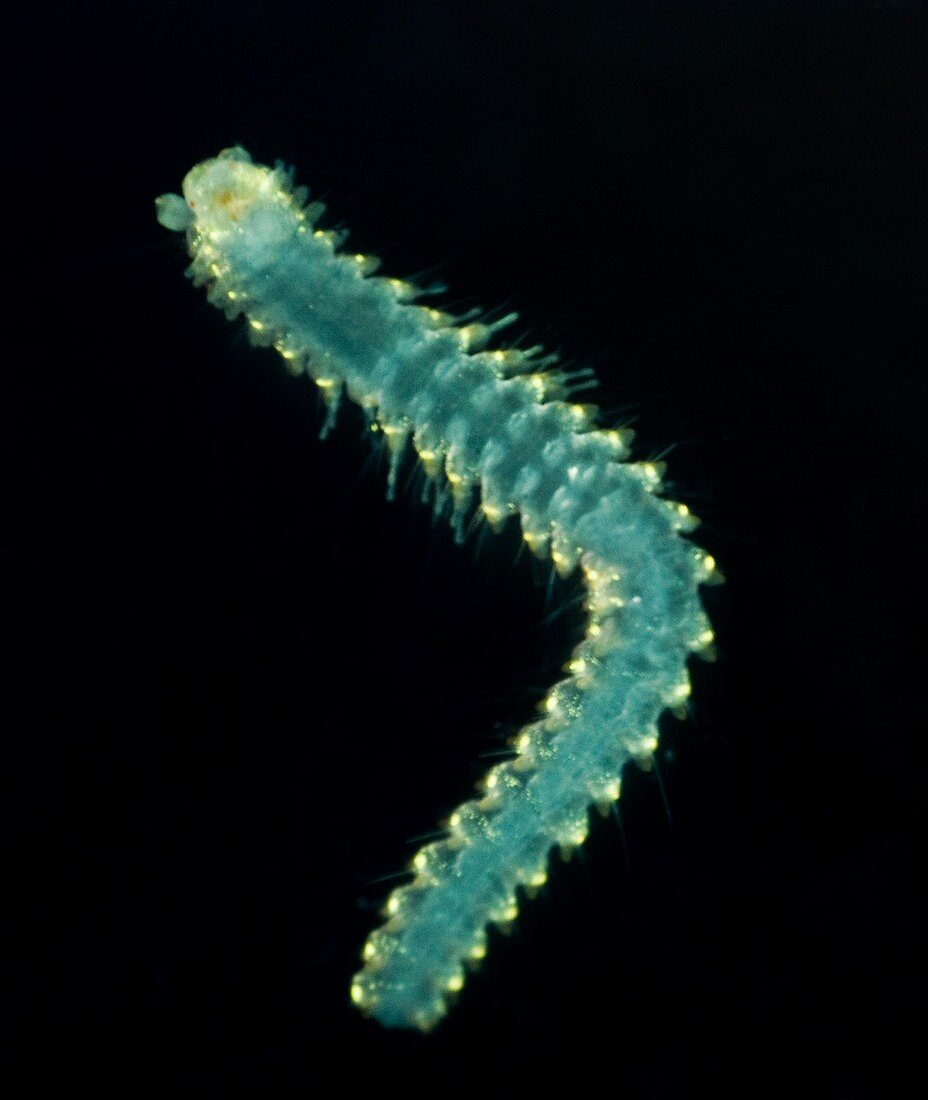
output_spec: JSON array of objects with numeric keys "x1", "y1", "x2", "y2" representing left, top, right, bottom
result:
[{"x1": 157, "y1": 148, "x2": 714, "y2": 1030}]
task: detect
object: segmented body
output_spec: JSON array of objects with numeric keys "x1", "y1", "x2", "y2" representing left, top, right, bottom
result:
[{"x1": 156, "y1": 147, "x2": 717, "y2": 1030}]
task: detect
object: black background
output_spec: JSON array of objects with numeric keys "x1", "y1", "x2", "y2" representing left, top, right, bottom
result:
[{"x1": 2, "y1": 1, "x2": 923, "y2": 1095}]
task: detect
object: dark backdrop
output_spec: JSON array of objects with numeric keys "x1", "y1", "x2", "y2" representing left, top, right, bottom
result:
[{"x1": 2, "y1": 2, "x2": 923, "y2": 1095}]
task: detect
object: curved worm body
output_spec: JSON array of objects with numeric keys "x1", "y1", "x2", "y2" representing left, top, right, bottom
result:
[{"x1": 157, "y1": 147, "x2": 717, "y2": 1030}]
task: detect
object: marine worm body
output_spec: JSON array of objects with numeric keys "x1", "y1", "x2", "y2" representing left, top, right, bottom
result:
[{"x1": 157, "y1": 147, "x2": 717, "y2": 1030}]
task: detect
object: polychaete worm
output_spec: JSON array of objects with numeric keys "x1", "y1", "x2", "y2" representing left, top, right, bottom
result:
[{"x1": 156, "y1": 146, "x2": 719, "y2": 1031}]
